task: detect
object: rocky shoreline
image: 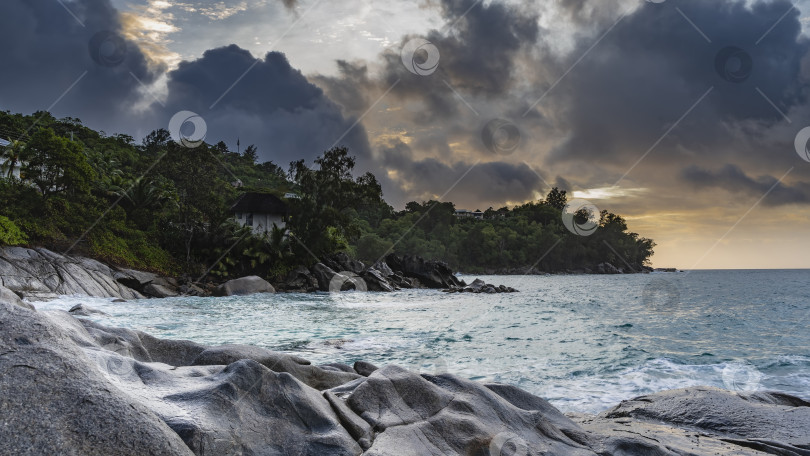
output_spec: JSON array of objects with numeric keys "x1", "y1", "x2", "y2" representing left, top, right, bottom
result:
[
  {"x1": 1, "y1": 290, "x2": 809, "y2": 455},
  {"x1": 0, "y1": 246, "x2": 519, "y2": 300}
]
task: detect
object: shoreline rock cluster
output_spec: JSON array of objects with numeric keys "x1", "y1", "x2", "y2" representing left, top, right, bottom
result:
[
  {"x1": 2, "y1": 290, "x2": 808, "y2": 455},
  {"x1": 0, "y1": 246, "x2": 520, "y2": 300},
  {"x1": 443, "y1": 278, "x2": 519, "y2": 294}
]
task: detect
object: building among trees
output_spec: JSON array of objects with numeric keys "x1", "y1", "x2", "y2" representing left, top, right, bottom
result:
[
  {"x1": 230, "y1": 192, "x2": 289, "y2": 234},
  {"x1": 454, "y1": 209, "x2": 484, "y2": 220}
]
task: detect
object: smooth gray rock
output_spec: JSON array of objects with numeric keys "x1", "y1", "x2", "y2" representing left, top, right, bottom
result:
[
  {"x1": 574, "y1": 414, "x2": 771, "y2": 456},
  {"x1": 163, "y1": 360, "x2": 362, "y2": 456},
  {"x1": 353, "y1": 360, "x2": 379, "y2": 377},
  {"x1": 324, "y1": 253, "x2": 366, "y2": 275},
  {"x1": 600, "y1": 386, "x2": 810, "y2": 450},
  {"x1": 0, "y1": 246, "x2": 144, "y2": 300},
  {"x1": 337, "y1": 366, "x2": 595, "y2": 455},
  {"x1": 324, "y1": 390, "x2": 374, "y2": 450},
  {"x1": 0, "y1": 301, "x2": 194, "y2": 456},
  {"x1": 385, "y1": 254, "x2": 465, "y2": 289},
  {"x1": 178, "y1": 283, "x2": 206, "y2": 296},
  {"x1": 214, "y1": 275, "x2": 275, "y2": 296},
  {"x1": 371, "y1": 261, "x2": 394, "y2": 278},
  {"x1": 143, "y1": 282, "x2": 180, "y2": 298},
  {"x1": 311, "y1": 263, "x2": 339, "y2": 291},
  {"x1": 361, "y1": 268, "x2": 395, "y2": 292},
  {"x1": 1, "y1": 303, "x2": 362, "y2": 455},
  {"x1": 322, "y1": 362, "x2": 358, "y2": 373},
  {"x1": 3, "y1": 299, "x2": 807, "y2": 456},
  {"x1": 0, "y1": 284, "x2": 34, "y2": 310},
  {"x1": 279, "y1": 266, "x2": 319, "y2": 292},
  {"x1": 113, "y1": 268, "x2": 158, "y2": 291},
  {"x1": 191, "y1": 344, "x2": 361, "y2": 390}
]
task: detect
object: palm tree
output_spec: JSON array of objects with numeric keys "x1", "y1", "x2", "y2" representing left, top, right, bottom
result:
[
  {"x1": 0, "y1": 138, "x2": 25, "y2": 179},
  {"x1": 268, "y1": 224, "x2": 291, "y2": 262},
  {"x1": 115, "y1": 177, "x2": 172, "y2": 209}
]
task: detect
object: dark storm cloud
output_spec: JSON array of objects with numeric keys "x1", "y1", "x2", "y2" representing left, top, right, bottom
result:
[
  {"x1": 0, "y1": 0, "x2": 161, "y2": 134},
  {"x1": 544, "y1": 0, "x2": 810, "y2": 171},
  {"x1": 158, "y1": 45, "x2": 371, "y2": 165},
  {"x1": 557, "y1": 0, "x2": 630, "y2": 25},
  {"x1": 0, "y1": 0, "x2": 366, "y2": 168},
  {"x1": 379, "y1": 140, "x2": 545, "y2": 207},
  {"x1": 405, "y1": 159, "x2": 544, "y2": 208},
  {"x1": 682, "y1": 164, "x2": 810, "y2": 206},
  {"x1": 314, "y1": 0, "x2": 544, "y2": 206},
  {"x1": 388, "y1": 0, "x2": 539, "y2": 122},
  {"x1": 554, "y1": 176, "x2": 573, "y2": 193},
  {"x1": 319, "y1": 0, "x2": 539, "y2": 123},
  {"x1": 310, "y1": 61, "x2": 373, "y2": 115}
]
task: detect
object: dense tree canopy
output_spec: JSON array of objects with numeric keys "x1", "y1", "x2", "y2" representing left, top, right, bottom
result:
[{"x1": 0, "y1": 110, "x2": 654, "y2": 281}]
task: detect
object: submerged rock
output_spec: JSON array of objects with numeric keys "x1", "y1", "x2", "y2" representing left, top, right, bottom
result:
[{"x1": 68, "y1": 303, "x2": 109, "y2": 317}]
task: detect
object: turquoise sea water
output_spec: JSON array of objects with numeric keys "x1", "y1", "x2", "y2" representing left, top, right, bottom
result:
[{"x1": 36, "y1": 270, "x2": 810, "y2": 413}]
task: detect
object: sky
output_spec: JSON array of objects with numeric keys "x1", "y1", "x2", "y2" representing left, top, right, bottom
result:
[{"x1": 1, "y1": 0, "x2": 810, "y2": 269}]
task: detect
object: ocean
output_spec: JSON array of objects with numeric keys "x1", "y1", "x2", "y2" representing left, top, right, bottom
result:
[{"x1": 35, "y1": 269, "x2": 810, "y2": 413}]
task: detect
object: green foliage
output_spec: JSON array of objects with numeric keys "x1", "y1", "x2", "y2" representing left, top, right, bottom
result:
[
  {"x1": 22, "y1": 128, "x2": 96, "y2": 198},
  {"x1": 287, "y1": 146, "x2": 392, "y2": 259},
  {"x1": 0, "y1": 138, "x2": 25, "y2": 178},
  {"x1": 355, "y1": 233, "x2": 394, "y2": 262},
  {"x1": 88, "y1": 228, "x2": 176, "y2": 275},
  {"x1": 0, "y1": 109, "x2": 654, "y2": 278},
  {"x1": 354, "y1": 188, "x2": 655, "y2": 273},
  {"x1": 0, "y1": 216, "x2": 27, "y2": 246}
]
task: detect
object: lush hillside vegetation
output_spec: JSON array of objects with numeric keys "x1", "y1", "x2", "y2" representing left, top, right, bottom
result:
[{"x1": 0, "y1": 110, "x2": 654, "y2": 281}]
